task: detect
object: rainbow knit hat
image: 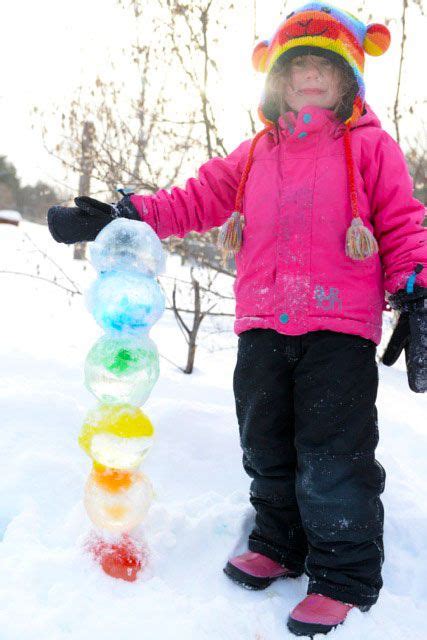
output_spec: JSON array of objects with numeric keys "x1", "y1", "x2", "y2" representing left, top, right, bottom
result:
[{"x1": 252, "y1": 2, "x2": 390, "y2": 126}]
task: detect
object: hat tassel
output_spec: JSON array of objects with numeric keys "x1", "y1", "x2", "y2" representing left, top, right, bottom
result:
[
  {"x1": 343, "y1": 124, "x2": 378, "y2": 260},
  {"x1": 345, "y1": 216, "x2": 378, "y2": 259},
  {"x1": 217, "y1": 211, "x2": 245, "y2": 256}
]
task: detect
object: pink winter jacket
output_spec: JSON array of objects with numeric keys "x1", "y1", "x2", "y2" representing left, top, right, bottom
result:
[{"x1": 131, "y1": 103, "x2": 427, "y2": 345}]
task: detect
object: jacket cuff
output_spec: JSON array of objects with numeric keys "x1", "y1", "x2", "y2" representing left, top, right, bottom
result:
[
  {"x1": 385, "y1": 269, "x2": 427, "y2": 296},
  {"x1": 116, "y1": 194, "x2": 140, "y2": 220},
  {"x1": 129, "y1": 195, "x2": 159, "y2": 232}
]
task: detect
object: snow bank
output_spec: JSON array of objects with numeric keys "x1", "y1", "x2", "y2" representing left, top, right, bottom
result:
[{"x1": 0, "y1": 209, "x2": 22, "y2": 224}]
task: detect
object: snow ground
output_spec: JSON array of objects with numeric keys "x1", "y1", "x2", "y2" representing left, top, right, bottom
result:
[{"x1": 0, "y1": 221, "x2": 426, "y2": 640}]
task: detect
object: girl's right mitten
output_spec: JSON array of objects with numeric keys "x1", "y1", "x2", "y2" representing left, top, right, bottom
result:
[{"x1": 47, "y1": 195, "x2": 139, "y2": 245}]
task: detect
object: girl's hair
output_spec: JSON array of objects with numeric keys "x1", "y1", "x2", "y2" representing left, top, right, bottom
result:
[{"x1": 263, "y1": 52, "x2": 360, "y2": 124}]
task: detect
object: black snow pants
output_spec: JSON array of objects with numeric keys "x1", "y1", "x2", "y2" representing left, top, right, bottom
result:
[{"x1": 233, "y1": 328, "x2": 386, "y2": 608}]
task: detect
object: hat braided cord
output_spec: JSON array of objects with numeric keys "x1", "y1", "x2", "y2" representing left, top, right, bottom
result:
[
  {"x1": 217, "y1": 125, "x2": 274, "y2": 264},
  {"x1": 343, "y1": 123, "x2": 379, "y2": 260}
]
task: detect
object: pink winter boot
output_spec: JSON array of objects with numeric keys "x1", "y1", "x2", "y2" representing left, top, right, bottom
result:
[
  {"x1": 223, "y1": 551, "x2": 301, "y2": 590},
  {"x1": 287, "y1": 593, "x2": 371, "y2": 636}
]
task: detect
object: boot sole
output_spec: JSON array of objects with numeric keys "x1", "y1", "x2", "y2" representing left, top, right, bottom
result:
[
  {"x1": 287, "y1": 616, "x2": 340, "y2": 637},
  {"x1": 223, "y1": 561, "x2": 302, "y2": 590}
]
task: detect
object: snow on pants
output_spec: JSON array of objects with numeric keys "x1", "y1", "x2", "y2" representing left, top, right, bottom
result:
[{"x1": 233, "y1": 328, "x2": 386, "y2": 607}]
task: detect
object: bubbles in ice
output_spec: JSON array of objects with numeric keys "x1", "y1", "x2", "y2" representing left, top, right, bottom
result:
[
  {"x1": 85, "y1": 334, "x2": 159, "y2": 406},
  {"x1": 79, "y1": 403, "x2": 155, "y2": 469},
  {"x1": 84, "y1": 467, "x2": 154, "y2": 533},
  {"x1": 90, "y1": 218, "x2": 166, "y2": 277},
  {"x1": 87, "y1": 271, "x2": 165, "y2": 334}
]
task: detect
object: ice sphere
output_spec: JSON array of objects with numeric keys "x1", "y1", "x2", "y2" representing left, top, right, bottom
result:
[
  {"x1": 84, "y1": 465, "x2": 154, "y2": 533},
  {"x1": 87, "y1": 270, "x2": 165, "y2": 334},
  {"x1": 90, "y1": 432, "x2": 153, "y2": 469},
  {"x1": 85, "y1": 334, "x2": 159, "y2": 405},
  {"x1": 79, "y1": 404, "x2": 155, "y2": 469},
  {"x1": 88, "y1": 532, "x2": 148, "y2": 582},
  {"x1": 90, "y1": 218, "x2": 166, "y2": 277}
]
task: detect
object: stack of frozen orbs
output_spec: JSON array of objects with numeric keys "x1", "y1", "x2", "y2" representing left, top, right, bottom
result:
[{"x1": 80, "y1": 218, "x2": 166, "y2": 581}]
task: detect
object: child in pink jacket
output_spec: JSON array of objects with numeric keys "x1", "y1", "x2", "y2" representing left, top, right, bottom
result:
[{"x1": 48, "y1": 3, "x2": 427, "y2": 636}]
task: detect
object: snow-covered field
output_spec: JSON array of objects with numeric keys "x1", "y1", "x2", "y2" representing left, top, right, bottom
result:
[{"x1": 0, "y1": 221, "x2": 426, "y2": 639}]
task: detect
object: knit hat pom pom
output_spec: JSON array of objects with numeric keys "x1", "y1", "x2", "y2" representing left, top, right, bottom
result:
[
  {"x1": 252, "y1": 40, "x2": 269, "y2": 72},
  {"x1": 345, "y1": 217, "x2": 379, "y2": 260},
  {"x1": 363, "y1": 23, "x2": 391, "y2": 56}
]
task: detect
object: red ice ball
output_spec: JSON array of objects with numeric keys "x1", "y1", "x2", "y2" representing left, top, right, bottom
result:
[{"x1": 89, "y1": 533, "x2": 147, "y2": 582}]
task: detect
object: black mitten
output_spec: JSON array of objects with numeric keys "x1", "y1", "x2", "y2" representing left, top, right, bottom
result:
[
  {"x1": 47, "y1": 194, "x2": 139, "y2": 244},
  {"x1": 382, "y1": 276, "x2": 427, "y2": 393}
]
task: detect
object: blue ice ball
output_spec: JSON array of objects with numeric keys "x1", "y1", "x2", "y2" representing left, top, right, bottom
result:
[{"x1": 87, "y1": 271, "x2": 165, "y2": 334}]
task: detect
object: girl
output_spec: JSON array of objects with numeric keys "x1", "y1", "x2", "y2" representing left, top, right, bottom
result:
[{"x1": 48, "y1": 3, "x2": 427, "y2": 636}]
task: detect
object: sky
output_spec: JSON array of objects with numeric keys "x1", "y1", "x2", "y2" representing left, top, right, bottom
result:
[{"x1": 1, "y1": 0, "x2": 426, "y2": 195}]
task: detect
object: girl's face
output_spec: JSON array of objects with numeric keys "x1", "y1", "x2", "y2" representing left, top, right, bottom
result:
[{"x1": 280, "y1": 54, "x2": 342, "y2": 113}]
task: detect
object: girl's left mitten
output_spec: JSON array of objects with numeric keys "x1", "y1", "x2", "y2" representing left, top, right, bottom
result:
[
  {"x1": 382, "y1": 287, "x2": 427, "y2": 393},
  {"x1": 406, "y1": 302, "x2": 427, "y2": 392}
]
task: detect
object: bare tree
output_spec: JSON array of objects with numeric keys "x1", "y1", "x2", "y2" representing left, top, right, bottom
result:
[
  {"x1": 151, "y1": 0, "x2": 238, "y2": 261},
  {"x1": 388, "y1": 0, "x2": 426, "y2": 145},
  {"x1": 38, "y1": 0, "x2": 257, "y2": 255},
  {"x1": 157, "y1": 0, "x2": 231, "y2": 159},
  {"x1": 120, "y1": 0, "x2": 266, "y2": 267},
  {"x1": 165, "y1": 267, "x2": 235, "y2": 373},
  {"x1": 405, "y1": 126, "x2": 427, "y2": 207}
]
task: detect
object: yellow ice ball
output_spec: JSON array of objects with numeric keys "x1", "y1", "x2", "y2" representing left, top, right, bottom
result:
[{"x1": 79, "y1": 404, "x2": 155, "y2": 469}]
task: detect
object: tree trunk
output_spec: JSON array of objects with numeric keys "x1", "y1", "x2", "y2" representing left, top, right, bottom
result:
[
  {"x1": 184, "y1": 338, "x2": 197, "y2": 374},
  {"x1": 172, "y1": 269, "x2": 210, "y2": 374},
  {"x1": 393, "y1": 0, "x2": 408, "y2": 146},
  {"x1": 74, "y1": 121, "x2": 96, "y2": 260}
]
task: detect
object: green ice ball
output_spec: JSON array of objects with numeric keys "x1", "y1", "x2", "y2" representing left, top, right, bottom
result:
[{"x1": 85, "y1": 334, "x2": 160, "y2": 406}]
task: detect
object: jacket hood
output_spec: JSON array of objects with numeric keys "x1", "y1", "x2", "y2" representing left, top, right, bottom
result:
[{"x1": 349, "y1": 103, "x2": 382, "y2": 130}]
